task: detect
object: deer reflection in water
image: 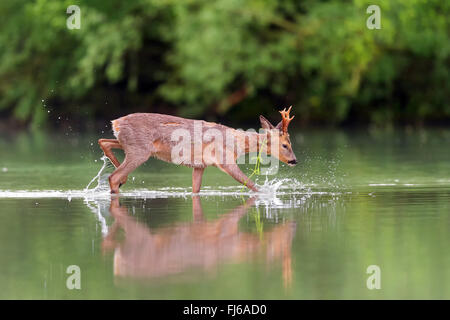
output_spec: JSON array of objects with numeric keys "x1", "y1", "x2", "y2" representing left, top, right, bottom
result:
[{"x1": 102, "y1": 196, "x2": 296, "y2": 288}]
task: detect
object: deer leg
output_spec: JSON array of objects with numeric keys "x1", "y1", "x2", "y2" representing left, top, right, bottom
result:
[
  {"x1": 217, "y1": 163, "x2": 259, "y2": 192},
  {"x1": 102, "y1": 220, "x2": 120, "y2": 253},
  {"x1": 192, "y1": 167, "x2": 205, "y2": 193},
  {"x1": 109, "y1": 153, "x2": 150, "y2": 194},
  {"x1": 98, "y1": 139, "x2": 122, "y2": 168}
]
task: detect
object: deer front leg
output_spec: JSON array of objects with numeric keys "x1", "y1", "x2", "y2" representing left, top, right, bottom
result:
[
  {"x1": 217, "y1": 163, "x2": 259, "y2": 192},
  {"x1": 192, "y1": 167, "x2": 205, "y2": 193}
]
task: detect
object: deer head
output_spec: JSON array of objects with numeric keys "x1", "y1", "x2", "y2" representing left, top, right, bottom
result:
[{"x1": 259, "y1": 106, "x2": 297, "y2": 166}]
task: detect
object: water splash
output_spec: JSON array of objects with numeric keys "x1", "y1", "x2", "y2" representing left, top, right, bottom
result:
[
  {"x1": 0, "y1": 178, "x2": 335, "y2": 200},
  {"x1": 84, "y1": 156, "x2": 114, "y2": 193},
  {"x1": 84, "y1": 198, "x2": 110, "y2": 236},
  {"x1": 256, "y1": 176, "x2": 310, "y2": 194}
]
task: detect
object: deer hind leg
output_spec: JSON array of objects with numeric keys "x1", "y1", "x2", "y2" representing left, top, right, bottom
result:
[
  {"x1": 98, "y1": 139, "x2": 122, "y2": 168},
  {"x1": 109, "y1": 152, "x2": 151, "y2": 194}
]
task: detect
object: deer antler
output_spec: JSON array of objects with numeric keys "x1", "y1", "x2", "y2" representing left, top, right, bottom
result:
[{"x1": 279, "y1": 106, "x2": 294, "y2": 134}]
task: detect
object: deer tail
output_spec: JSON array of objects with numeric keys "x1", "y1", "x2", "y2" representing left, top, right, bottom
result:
[{"x1": 111, "y1": 120, "x2": 120, "y2": 139}]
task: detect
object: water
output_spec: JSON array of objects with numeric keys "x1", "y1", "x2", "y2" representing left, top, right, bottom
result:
[{"x1": 0, "y1": 128, "x2": 449, "y2": 299}]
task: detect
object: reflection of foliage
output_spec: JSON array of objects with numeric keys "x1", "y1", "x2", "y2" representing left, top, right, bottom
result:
[{"x1": 0, "y1": 0, "x2": 448, "y2": 129}]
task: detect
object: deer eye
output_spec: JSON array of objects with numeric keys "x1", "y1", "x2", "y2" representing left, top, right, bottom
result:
[{"x1": 282, "y1": 144, "x2": 288, "y2": 149}]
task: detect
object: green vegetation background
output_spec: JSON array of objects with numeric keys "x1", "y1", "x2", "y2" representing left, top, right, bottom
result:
[{"x1": 0, "y1": 0, "x2": 448, "y2": 130}]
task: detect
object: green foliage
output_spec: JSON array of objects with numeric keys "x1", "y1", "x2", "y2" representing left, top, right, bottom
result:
[{"x1": 0, "y1": 0, "x2": 448, "y2": 128}]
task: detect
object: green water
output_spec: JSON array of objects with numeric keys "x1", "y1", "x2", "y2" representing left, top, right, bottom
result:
[{"x1": 0, "y1": 128, "x2": 449, "y2": 299}]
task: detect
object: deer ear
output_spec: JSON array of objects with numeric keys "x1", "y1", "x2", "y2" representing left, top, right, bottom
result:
[
  {"x1": 275, "y1": 121, "x2": 283, "y2": 131},
  {"x1": 260, "y1": 115, "x2": 275, "y2": 130}
]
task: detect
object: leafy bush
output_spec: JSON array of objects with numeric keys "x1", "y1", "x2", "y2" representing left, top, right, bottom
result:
[{"x1": 0, "y1": 0, "x2": 448, "y2": 129}]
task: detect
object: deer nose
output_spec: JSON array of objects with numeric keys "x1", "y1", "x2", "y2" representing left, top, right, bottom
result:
[{"x1": 288, "y1": 159, "x2": 297, "y2": 165}]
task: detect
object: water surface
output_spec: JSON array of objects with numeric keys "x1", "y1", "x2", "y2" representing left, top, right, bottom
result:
[{"x1": 0, "y1": 128, "x2": 449, "y2": 299}]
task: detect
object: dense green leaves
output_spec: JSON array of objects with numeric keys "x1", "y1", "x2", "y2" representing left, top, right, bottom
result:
[{"x1": 0, "y1": 0, "x2": 448, "y2": 128}]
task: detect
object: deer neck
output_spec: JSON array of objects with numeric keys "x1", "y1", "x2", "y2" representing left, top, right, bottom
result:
[{"x1": 233, "y1": 130, "x2": 267, "y2": 156}]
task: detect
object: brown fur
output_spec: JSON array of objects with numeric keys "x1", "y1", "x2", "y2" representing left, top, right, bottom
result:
[{"x1": 99, "y1": 111, "x2": 297, "y2": 193}]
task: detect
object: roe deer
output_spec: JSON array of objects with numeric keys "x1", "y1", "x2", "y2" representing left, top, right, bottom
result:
[
  {"x1": 98, "y1": 107, "x2": 297, "y2": 193},
  {"x1": 103, "y1": 196, "x2": 296, "y2": 288}
]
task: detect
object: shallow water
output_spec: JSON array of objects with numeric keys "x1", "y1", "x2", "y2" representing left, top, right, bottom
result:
[{"x1": 0, "y1": 128, "x2": 449, "y2": 299}]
